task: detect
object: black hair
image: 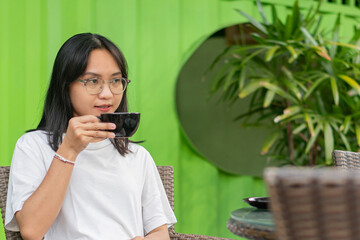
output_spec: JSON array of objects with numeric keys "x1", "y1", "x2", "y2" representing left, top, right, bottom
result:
[{"x1": 34, "y1": 33, "x2": 131, "y2": 156}]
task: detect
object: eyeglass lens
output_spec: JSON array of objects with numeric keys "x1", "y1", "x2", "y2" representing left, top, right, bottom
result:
[{"x1": 86, "y1": 78, "x2": 127, "y2": 95}]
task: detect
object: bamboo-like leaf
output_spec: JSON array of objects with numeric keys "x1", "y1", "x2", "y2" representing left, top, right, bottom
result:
[
  {"x1": 235, "y1": 9, "x2": 268, "y2": 34},
  {"x1": 281, "y1": 66, "x2": 294, "y2": 80},
  {"x1": 240, "y1": 48, "x2": 268, "y2": 67},
  {"x1": 265, "y1": 46, "x2": 280, "y2": 62},
  {"x1": 350, "y1": 25, "x2": 360, "y2": 43},
  {"x1": 271, "y1": 5, "x2": 284, "y2": 40},
  {"x1": 339, "y1": 131, "x2": 351, "y2": 151},
  {"x1": 355, "y1": 52, "x2": 360, "y2": 65},
  {"x1": 321, "y1": 61, "x2": 334, "y2": 76},
  {"x1": 293, "y1": 123, "x2": 307, "y2": 135},
  {"x1": 329, "y1": 117, "x2": 343, "y2": 127},
  {"x1": 315, "y1": 91, "x2": 326, "y2": 115},
  {"x1": 263, "y1": 90, "x2": 276, "y2": 108},
  {"x1": 283, "y1": 106, "x2": 301, "y2": 115},
  {"x1": 223, "y1": 67, "x2": 236, "y2": 91},
  {"x1": 330, "y1": 77, "x2": 339, "y2": 105},
  {"x1": 256, "y1": 0, "x2": 269, "y2": 25},
  {"x1": 251, "y1": 58, "x2": 275, "y2": 78},
  {"x1": 274, "y1": 106, "x2": 301, "y2": 123},
  {"x1": 318, "y1": 34, "x2": 325, "y2": 46},
  {"x1": 354, "y1": 112, "x2": 360, "y2": 119},
  {"x1": 277, "y1": 113, "x2": 303, "y2": 124},
  {"x1": 239, "y1": 66, "x2": 246, "y2": 90},
  {"x1": 303, "y1": 2, "x2": 314, "y2": 23},
  {"x1": 304, "y1": 0, "x2": 321, "y2": 26},
  {"x1": 261, "y1": 131, "x2": 280, "y2": 155},
  {"x1": 281, "y1": 67, "x2": 302, "y2": 100},
  {"x1": 305, "y1": 123, "x2": 322, "y2": 154},
  {"x1": 250, "y1": 33, "x2": 267, "y2": 44},
  {"x1": 265, "y1": 40, "x2": 287, "y2": 46},
  {"x1": 338, "y1": 74, "x2": 360, "y2": 94},
  {"x1": 260, "y1": 82, "x2": 298, "y2": 102},
  {"x1": 301, "y1": 27, "x2": 318, "y2": 46},
  {"x1": 304, "y1": 113, "x2": 315, "y2": 136},
  {"x1": 286, "y1": 46, "x2": 299, "y2": 63},
  {"x1": 315, "y1": 46, "x2": 331, "y2": 61},
  {"x1": 291, "y1": 0, "x2": 300, "y2": 33},
  {"x1": 327, "y1": 41, "x2": 360, "y2": 51},
  {"x1": 311, "y1": 14, "x2": 322, "y2": 37},
  {"x1": 304, "y1": 75, "x2": 329, "y2": 99},
  {"x1": 356, "y1": 123, "x2": 360, "y2": 147},
  {"x1": 323, "y1": 121, "x2": 334, "y2": 165},
  {"x1": 273, "y1": 114, "x2": 287, "y2": 124},
  {"x1": 211, "y1": 65, "x2": 230, "y2": 93},
  {"x1": 207, "y1": 46, "x2": 231, "y2": 71},
  {"x1": 293, "y1": 78, "x2": 307, "y2": 92},
  {"x1": 340, "y1": 116, "x2": 352, "y2": 134},
  {"x1": 230, "y1": 44, "x2": 266, "y2": 53},
  {"x1": 330, "y1": 14, "x2": 340, "y2": 59},
  {"x1": 348, "y1": 89, "x2": 358, "y2": 97},
  {"x1": 285, "y1": 14, "x2": 293, "y2": 40},
  {"x1": 238, "y1": 80, "x2": 262, "y2": 98}
]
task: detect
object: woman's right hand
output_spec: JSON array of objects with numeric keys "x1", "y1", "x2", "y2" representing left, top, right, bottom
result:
[{"x1": 58, "y1": 115, "x2": 116, "y2": 158}]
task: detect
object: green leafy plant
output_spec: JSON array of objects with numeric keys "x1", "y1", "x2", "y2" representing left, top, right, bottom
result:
[{"x1": 208, "y1": 0, "x2": 360, "y2": 166}]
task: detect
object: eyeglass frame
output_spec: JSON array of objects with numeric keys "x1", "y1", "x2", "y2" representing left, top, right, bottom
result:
[{"x1": 75, "y1": 77, "x2": 131, "y2": 95}]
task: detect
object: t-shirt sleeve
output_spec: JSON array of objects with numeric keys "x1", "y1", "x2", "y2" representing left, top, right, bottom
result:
[
  {"x1": 5, "y1": 135, "x2": 47, "y2": 231},
  {"x1": 141, "y1": 154, "x2": 177, "y2": 235}
]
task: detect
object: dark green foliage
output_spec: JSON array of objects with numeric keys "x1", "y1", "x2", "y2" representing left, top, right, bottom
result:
[{"x1": 208, "y1": 0, "x2": 360, "y2": 165}]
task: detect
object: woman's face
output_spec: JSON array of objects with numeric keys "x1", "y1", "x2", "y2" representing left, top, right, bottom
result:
[{"x1": 69, "y1": 49, "x2": 123, "y2": 117}]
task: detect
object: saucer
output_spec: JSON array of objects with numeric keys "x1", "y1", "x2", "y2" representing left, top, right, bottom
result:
[{"x1": 243, "y1": 197, "x2": 270, "y2": 209}]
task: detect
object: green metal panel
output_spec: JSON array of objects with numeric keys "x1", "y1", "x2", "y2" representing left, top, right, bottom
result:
[{"x1": 1, "y1": 0, "x2": 360, "y2": 239}]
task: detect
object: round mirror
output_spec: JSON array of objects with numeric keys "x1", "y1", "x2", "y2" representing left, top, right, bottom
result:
[{"x1": 176, "y1": 27, "x2": 276, "y2": 176}]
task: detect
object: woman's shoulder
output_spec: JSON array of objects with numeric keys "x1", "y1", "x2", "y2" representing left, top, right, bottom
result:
[
  {"x1": 127, "y1": 143, "x2": 159, "y2": 172},
  {"x1": 16, "y1": 130, "x2": 48, "y2": 147},
  {"x1": 128, "y1": 142, "x2": 150, "y2": 156},
  {"x1": 127, "y1": 143, "x2": 156, "y2": 163}
]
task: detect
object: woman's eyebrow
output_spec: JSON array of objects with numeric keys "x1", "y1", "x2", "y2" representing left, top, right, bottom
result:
[
  {"x1": 82, "y1": 72, "x2": 122, "y2": 76},
  {"x1": 111, "y1": 72, "x2": 122, "y2": 76},
  {"x1": 82, "y1": 72, "x2": 101, "y2": 76}
]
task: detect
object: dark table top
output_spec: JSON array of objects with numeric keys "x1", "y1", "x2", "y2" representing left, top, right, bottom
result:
[{"x1": 227, "y1": 207, "x2": 276, "y2": 240}]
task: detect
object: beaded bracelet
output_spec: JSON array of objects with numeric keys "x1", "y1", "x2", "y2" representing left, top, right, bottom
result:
[{"x1": 54, "y1": 153, "x2": 76, "y2": 165}]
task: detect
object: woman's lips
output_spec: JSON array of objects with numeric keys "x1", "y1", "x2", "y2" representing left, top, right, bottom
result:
[{"x1": 95, "y1": 105, "x2": 112, "y2": 112}]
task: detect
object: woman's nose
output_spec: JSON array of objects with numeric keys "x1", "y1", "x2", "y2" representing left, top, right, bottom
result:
[{"x1": 98, "y1": 82, "x2": 113, "y2": 98}]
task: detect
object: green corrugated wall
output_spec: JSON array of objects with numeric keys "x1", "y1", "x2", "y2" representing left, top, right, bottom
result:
[{"x1": 1, "y1": 0, "x2": 360, "y2": 239}]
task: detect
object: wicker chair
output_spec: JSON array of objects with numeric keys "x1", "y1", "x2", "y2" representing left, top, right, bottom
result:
[
  {"x1": 333, "y1": 150, "x2": 360, "y2": 169},
  {"x1": 264, "y1": 167, "x2": 360, "y2": 240},
  {"x1": 157, "y1": 166, "x2": 234, "y2": 240},
  {"x1": 0, "y1": 166, "x2": 232, "y2": 240},
  {"x1": 0, "y1": 166, "x2": 22, "y2": 239}
]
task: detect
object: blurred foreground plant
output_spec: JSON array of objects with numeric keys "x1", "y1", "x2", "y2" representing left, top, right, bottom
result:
[{"x1": 208, "y1": 0, "x2": 360, "y2": 166}]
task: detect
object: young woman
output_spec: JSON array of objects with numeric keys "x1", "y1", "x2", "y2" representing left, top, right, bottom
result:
[{"x1": 5, "y1": 33, "x2": 176, "y2": 240}]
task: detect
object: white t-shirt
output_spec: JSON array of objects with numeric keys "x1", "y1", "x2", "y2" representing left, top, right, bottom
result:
[{"x1": 5, "y1": 130, "x2": 177, "y2": 239}]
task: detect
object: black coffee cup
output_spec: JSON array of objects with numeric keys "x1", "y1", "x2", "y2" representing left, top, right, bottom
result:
[{"x1": 99, "y1": 112, "x2": 140, "y2": 138}]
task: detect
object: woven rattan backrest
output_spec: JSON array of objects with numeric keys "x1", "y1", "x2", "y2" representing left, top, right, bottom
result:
[
  {"x1": 156, "y1": 165, "x2": 175, "y2": 234},
  {"x1": 0, "y1": 166, "x2": 22, "y2": 239},
  {"x1": 265, "y1": 167, "x2": 360, "y2": 240},
  {"x1": 156, "y1": 166, "x2": 174, "y2": 210},
  {"x1": 333, "y1": 150, "x2": 360, "y2": 169}
]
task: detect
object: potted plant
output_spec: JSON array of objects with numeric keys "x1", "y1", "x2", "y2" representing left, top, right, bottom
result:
[{"x1": 208, "y1": 0, "x2": 360, "y2": 166}]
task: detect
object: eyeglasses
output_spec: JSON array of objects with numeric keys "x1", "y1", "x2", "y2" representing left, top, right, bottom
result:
[{"x1": 76, "y1": 77, "x2": 130, "y2": 95}]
